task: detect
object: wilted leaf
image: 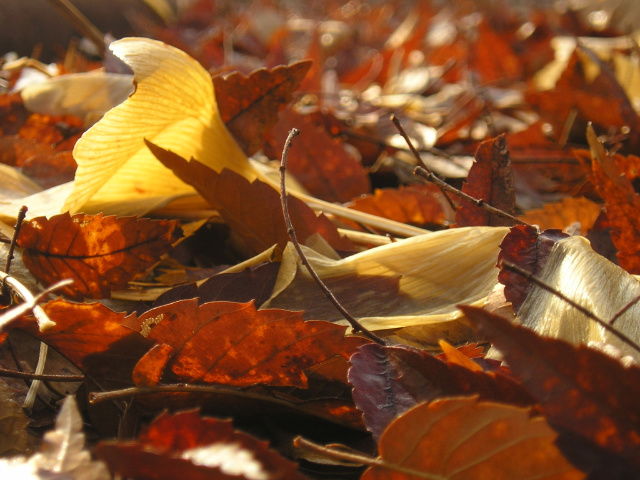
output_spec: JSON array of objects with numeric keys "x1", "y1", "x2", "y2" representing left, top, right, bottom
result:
[
  {"x1": 470, "y1": 20, "x2": 523, "y2": 84},
  {"x1": 265, "y1": 226, "x2": 509, "y2": 330},
  {"x1": 214, "y1": 61, "x2": 312, "y2": 156},
  {"x1": 507, "y1": 234, "x2": 640, "y2": 362},
  {"x1": 456, "y1": 134, "x2": 516, "y2": 227},
  {"x1": 518, "y1": 197, "x2": 601, "y2": 233},
  {"x1": 588, "y1": 124, "x2": 640, "y2": 273},
  {"x1": 349, "y1": 343, "x2": 534, "y2": 440},
  {"x1": 347, "y1": 185, "x2": 451, "y2": 227},
  {"x1": 462, "y1": 305, "x2": 640, "y2": 473},
  {"x1": 17, "y1": 213, "x2": 182, "y2": 299},
  {"x1": 65, "y1": 37, "x2": 254, "y2": 216},
  {"x1": 361, "y1": 396, "x2": 583, "y2": 480},
  {"x1": 0, "y1": 396, "x2": 110, "y2": 480},
  {"x1": 127, "y1": 299, "x2": 368, "y2": 387},
  {"x1": 96, "y1": 409, "x2": 307, "y2": 480},
  {"x1": 147, "y1": 142, "x2": 353, "y2": 257},
  {"x1": 264, "y1": 106, "x2": 370, "y2": 203},
  {"x1": 497, "y1": 225, "x2": 568, "y2": 312},
  {"x1": 0, "y1": 378, "x2": 30, "y2": 456}
]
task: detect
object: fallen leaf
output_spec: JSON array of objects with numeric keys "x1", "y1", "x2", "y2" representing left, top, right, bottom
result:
[
  {"x1": 462, "y1": 305, "x2": 640, "y2": 474},
  {"x1": 17, "y1": 213, "x2": 182, "y2": 299},
  {"x1": 214, "y1": 61, "x2": 312, "y2": 156},
  {"x1": 456, "y1": 134, "x2": 517, "y2": 227},
  {"x1": 518, "y1": 196, "x2": 601, "y2": 233},
  {"x1": 497, "y1": 225, "x2": 568, "y2": 312},
  {"x1": 349, "y1": 343, "x2": 534, "y2": 440},
  {"x1": 147, "y1": 141, "x2": 353, "y2": 257},
  {"x1": 265, "y1": 226, "x2": 509, "y2": 330},
  {"x1": 0, "y1": 378, "x2": 30, "y2": 456},
  {"x1": 127, "y1": 299, "x2": 368, "y2": 387},
  {"x1": 361, "y1": 396, "x2": 583, "y2": 480},
  {"x1": 64, "y1": 37, "x2": 254, "y2": 216},
  {"x1": 587, "y1": 124, "x2": 640, "y2": 272},
  {"x1": 264, "y1": 106, "x2": 370, "y2": 203},
  {"x1": 96, "y1": 409, "x2": 308, "y2": 480}
]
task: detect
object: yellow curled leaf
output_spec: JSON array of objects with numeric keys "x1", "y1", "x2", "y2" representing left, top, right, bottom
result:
[
  {"x1": 64, "y1": 37, "x2": 253, "y2": 216},
  {"x1": 263, "y1": 226, "x2": 509, "y2": 330}
]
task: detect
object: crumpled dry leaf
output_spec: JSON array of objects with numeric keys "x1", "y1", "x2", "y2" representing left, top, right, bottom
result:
[
  {"x1": 64, "y1": 37, "x2": 254, "y2": 216},
  {"x1": 0, "y1": 396, "x2": 110, "y2": 480},
  {"x1": 263, "y1": 226, "x2": 509, "y2": 330},
  {"x1": 0, "y1": 378, "x2": 30, "y2": 456},
  {"x1": 515, "y1": 235, "x2": 640, "y2": 362}
]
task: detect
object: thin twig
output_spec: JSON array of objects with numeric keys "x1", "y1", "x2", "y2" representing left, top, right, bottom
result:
[
  {"x1": 293, "y1": 437, "x2": 445, "y2": 480},
  {"x1": 501, "y1": 261, "x2": 640, "y2": 356},
  {"x1": 280, "y1": 128, "x2": 385, "y2": 345},
  {"x1": 414, "y1": 166, "x2": 528, "y2": 226},
  {"x1": 3, "y1": 206, "x2": 27, "y2": 296},
  {"x1": 0, "y1": 367, "x2": 84, "y2": 382},
  {"x1": 45, "y1": 0, "x2": 106, "y2": 56},
  {"x1": 609, "y1": 294, "x2": 640, "y2": 326},
  {"x1": 390, "y1": 114, "x2": 457, "y2": 211}
]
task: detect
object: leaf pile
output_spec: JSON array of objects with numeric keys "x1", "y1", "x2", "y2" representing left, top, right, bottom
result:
[{"x1": 2, "y1": 1, "x2": 640, "y2": 479}]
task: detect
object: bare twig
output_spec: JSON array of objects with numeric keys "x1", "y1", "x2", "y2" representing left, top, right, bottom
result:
[
  {"x1": 280, "y1": 128, "x2": 385, "y2": 345},
  {"x1": 293, "y1": 437, "x2": 444, "y2": 480},
  {"x1": 0, "y1": 367, "x2": 84, "y2": 382},
  {"x1": 2, "y1": 205, "x2": 27, "y2": 295},
  {"x1": 609, "y1": 294, "x2": 640, "y2": 326},
  {"x1": 390, "y1": 114, "x2": 456, "y2": 211},
  {"x1": 391, "y1": 115, "x2": 529, "y2": 227},
  {"x1": 501, "y1": 261, "x2": 640, "y2": 356},
  {"x1": 45, "y1": 0, "x2": 106, "y2": 56}
]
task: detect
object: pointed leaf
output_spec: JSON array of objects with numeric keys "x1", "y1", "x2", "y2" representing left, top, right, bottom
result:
[
  {"x1": 362, "y1": 396, "x2": 583, "y2": 480},
  {"x1": 147, "y1": 141, "x2": 353, "y2": 257},
  {"x1": 17, "y1": 213, "x2": 182, "y2": 299},
  {"x1": 349, "y1": 344, "x2": 534, "y2": 440},
  {"x1": 462, "y1": 305, "x2": 640, "y2": 469},
  {"x1": 214, "y1": 61, "x2": 312, "y2": 156},
  {"x1": 96, "y1": 409, "x2": 307, "y2": 480},
  {"x1": 128, "y1": 299, "x2": 369, "y2": 388},
  {"x1": 456, "y1": 134, "x2": 516, "y2": 227}
]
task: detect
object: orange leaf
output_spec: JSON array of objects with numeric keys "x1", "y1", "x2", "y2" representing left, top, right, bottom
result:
[
  {"x1": 518, "y1": 197, "x2": 601, "y2": 233},
  {"x1": 17, "y1": 213, "x2": 182, "y2": 299},
  {"x1": 456, "y1": 134, "x2": 516, "y2": 227},
  {"x1": 264, "y1": 106, "x2": 370, "y2": 203},
  {"x1": 147, "y1": 141, "x2": 353, "y2": 257},
  {"x1": 362, "y1": 396, "x2": 583, "y2": 480},
  {"x1": 128, "y1": 299, "x2": 369, "y2": 388},
  {"x1": 214, "y1": 60, "x2": 312, "y2": 156}
]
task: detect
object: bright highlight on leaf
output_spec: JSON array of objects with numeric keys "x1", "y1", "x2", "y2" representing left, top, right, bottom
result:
[{"x1": 65, "y1": 37, "x2": 254, "y2": 216}]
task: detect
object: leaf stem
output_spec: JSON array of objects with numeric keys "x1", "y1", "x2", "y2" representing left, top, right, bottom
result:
[
  {"x1": 2, "y1": 205, "x2": 27, "y2": 296},
  {"x1": 0, "y1": 367, "x2": 84, "y2": 382},
  {"x1": 45, "y1": 0, "x2": 106, "y2": 56},
  {"x1": 279, "y1": 128, "x2": 385, "y2": 345},
  {"x1": 293, "y1": 436, "x2": 445, "y2": 480},
  {"x1": 501, "y1": 261, "x2": 640, "y2": 355},
  {"x1": 391, "y1": 115, "x2": 528, "y2": 226}
]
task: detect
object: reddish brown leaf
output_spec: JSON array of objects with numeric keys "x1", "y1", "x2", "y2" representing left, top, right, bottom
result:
[
  {"x1": 348, "y1": 343, "x2": 534, "y2": 440},
  {"x1": 346, "y1": 185, "x2": 451, "y2": 227},
  {"x1": 17, "y1": 213, "x2": 182, "y2": 300},
  {"x1": 497, "y1": 225, "x2": 568, "y2": 312},
  {"x1": 214, "y1": 60, "x2": 312, "y2": 156},
  {"x1": 589, "y1": 128, "x2": 640, "y2": 273},
  {"x1": 362, "y1": 396, "x2": 584, "y2": 480},
  {"x1": 456, "y1": 134, "x2": 516, "y2": 227},
  {"x1": 20, "y1": 150, "x2": 77, "y2": 188},
  {"x1": 127, "y1": 299, "x2": 368, "y2": 388},
  {"x1": 518, "y1": 197, "x2": 601, "y2": 233},
  {"x1": 9, "y1": 298, "x2": 153, "y2": 391},
  {"x1": 470, "y1": 19, "x2": 523, "y2": 84},
  {"x1": 461, "y1": 305, "x2": 640, "y2": 473},
  {"x1": 147, "y1": 141, "x2": 354, "y2": 257},
  {"x1": 264, "y1": 106, "x2": 370, "y2": 203},
  {"x1": 96, "y1": 409, "x2": 308, "y2": 480}
]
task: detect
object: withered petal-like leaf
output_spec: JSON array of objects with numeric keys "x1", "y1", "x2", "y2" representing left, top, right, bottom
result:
[
  {"x1": 17, "y1": 213, "x2": 182, "y2": 299},
  {"x1": 96, "y1": 409, "x2": 307, "y2": 480},
  {"x1": 147, "y1": 141, "x2": 353, "y2": 257},
  {"x1": 264, "y1": 107, "x2": 370, "y2": 203},
  {"x1": 497, "y1": 225, "x2": 568, "y2": 312},
  {"x1": 214, "y1": 60, "x2": 312, "y2": 156},
  {"x1": 456, "y1": 134, "x2": 516, "y2": 227},
  {"x1": 461, "y1": 305, "x2": 640, "y2": 470},
  {"x1": 348, "y1": 343, "x2": 534, "y2": 440},
  {"x1": 128, "y1": 299, "x2": 369, "y2": 388},
  {"x1": 362, "y1": 396, "x2": 583, "y2": 480}
]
